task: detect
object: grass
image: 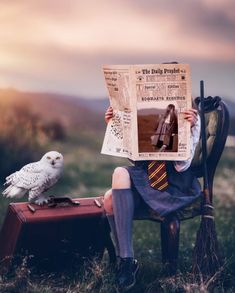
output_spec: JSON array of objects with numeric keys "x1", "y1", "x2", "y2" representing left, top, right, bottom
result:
[{"x1": 0, "y1": 133, "x2": 234, "y2": 292}]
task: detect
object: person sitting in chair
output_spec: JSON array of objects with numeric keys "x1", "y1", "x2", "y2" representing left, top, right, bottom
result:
[{"x1": 103, "y1": 104, "x2": 201, "y2": 292}]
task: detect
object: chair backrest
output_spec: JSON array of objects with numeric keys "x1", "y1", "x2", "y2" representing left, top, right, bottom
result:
[{"x1": 191, "y1": 97, "x2": 230, "y2": 191}]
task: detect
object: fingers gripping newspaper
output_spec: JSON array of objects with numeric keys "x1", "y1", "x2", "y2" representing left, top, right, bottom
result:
[{"x1": 101, "y1": 64, "x2": 192, "y2": 161}]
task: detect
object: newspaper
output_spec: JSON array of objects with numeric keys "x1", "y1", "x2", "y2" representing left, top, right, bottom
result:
[{"x1": 101, "y1": 63, "x2": 192, "y2": 161}]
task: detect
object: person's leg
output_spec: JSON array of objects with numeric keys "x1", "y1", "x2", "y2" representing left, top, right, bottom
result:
[
  {"x1": 111, "y1": 167, "x2": 134, "y2": 259},
  {"x1": 111, "y1": 167, "x2": 139, "y2": 290},
  {"x1": 104, "y1": 168, "x2": 135, "y2": 258}
]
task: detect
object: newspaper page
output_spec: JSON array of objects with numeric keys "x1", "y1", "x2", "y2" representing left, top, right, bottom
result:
[
  {"x1": 101, "y1": 64, "x2": 191, "y2": 161},
  {"x1": 101, "y1": 66, "x2": 133, "y2": 158}
]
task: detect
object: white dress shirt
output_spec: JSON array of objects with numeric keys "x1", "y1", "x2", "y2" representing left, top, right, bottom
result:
[{"x1": 174, "y1": 116, "x2": 201, "y2": 172}]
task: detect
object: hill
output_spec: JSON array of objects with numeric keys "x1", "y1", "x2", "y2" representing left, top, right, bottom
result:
[
  {"x1": 0, "y1": 88, "x2": 234, "y2": 135},
  {"x1": 0, "y1": 89, "x2": 108, "y2": 133}
]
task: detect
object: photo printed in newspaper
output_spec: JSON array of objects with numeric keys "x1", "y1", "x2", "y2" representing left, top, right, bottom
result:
[{"x1": 101, "y1": 64, "x2": 192, "y2": 161}]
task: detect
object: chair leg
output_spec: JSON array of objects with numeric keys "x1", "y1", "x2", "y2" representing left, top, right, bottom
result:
[{"x1": 161, "y1": 217, "x2": 180, "y2": 275}]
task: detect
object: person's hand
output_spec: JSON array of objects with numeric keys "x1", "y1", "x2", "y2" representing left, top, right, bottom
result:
[
  {"x1": 105, "y1": 106, "x2": 113, "y2": 124},
  {"x1": 183, "y1": 108, "x2": 198, "y2": 128}
]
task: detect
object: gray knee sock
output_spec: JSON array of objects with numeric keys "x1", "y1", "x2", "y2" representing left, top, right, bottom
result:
[
  {"x1": 112, "y1": 188, "x2": 134, "y2": 258},
  {"x1": 106, "y1": 214, "x2": 120, "y2": 257}
]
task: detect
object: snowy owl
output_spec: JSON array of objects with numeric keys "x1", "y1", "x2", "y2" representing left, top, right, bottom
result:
[{"x1": 2, "y1": 151, "x2": 64, "y2": 205}]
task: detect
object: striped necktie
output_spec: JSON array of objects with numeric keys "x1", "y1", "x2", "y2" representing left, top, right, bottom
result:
[{"x1": 147, "y1": 161, "x2": 169, "y2": 191}]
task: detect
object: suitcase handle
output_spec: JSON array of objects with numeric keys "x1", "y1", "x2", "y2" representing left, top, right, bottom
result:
[{"x1": 48, "y1": 196, "x2": 80, "y2": 207}]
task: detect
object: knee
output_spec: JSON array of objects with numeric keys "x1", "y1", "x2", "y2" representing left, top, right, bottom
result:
[
  {"x1": 113, "y1": 167, "x2": 128, "y2": 178},
  {"x1": 103, "y1": 189, "x2": 113, "y2": 214},
  {"x1": 112, "y1": 167, "x2": 131, "y2": 189}
]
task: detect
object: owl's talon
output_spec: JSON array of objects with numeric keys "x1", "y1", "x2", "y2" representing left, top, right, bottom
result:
[{"x1": 34, "y1": 196, "x2": 49, "y2": 206}]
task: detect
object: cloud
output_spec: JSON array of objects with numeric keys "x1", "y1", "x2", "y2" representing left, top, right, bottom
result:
[
  {"x1": 203, "y1": 0, "x2": 235, "y2": 21},
  {"x1": 1, "y1": 0, "x2": 235, "y2": 58},
  {"x1": 0, "y1": 0, "x2": 234, "y2": 96}
]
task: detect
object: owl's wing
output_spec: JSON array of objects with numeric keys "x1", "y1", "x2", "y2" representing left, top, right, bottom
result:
[
  {"x1": 5, "y1": 162, "x2": 43, "y2": 185},
  {"x1": 21, "y1": 161, "x2": 43, "y2": 173},
  {"x1": 8, "y1": 170, "x2": 49, "y2": 191}
]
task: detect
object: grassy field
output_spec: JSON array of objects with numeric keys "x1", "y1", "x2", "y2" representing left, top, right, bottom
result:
[
  {"x1": 0, "y1": 93, "x2": 234, "y2": 292},
  {"x1": 0, "y1": 138, "x2": 234, "y2": 292}
]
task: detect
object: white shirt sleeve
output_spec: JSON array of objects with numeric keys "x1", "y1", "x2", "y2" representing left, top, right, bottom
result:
[{"x1": 174, "y1": 116, "x2": 201, "y2": 172}]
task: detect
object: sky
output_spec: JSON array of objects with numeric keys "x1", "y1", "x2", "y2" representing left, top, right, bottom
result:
[{"x1": 0, "y1": 0, "x2": 235, "y2": 99}]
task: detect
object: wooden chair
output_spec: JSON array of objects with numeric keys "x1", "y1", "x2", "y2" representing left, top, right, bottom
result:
[{"x1": 148, "y1": 96, "x2": 230, "y2": 274}]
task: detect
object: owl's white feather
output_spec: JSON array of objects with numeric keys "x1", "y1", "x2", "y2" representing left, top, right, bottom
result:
[{"x1": 2, "y1": 151, "x2": 64, "y2": 205}]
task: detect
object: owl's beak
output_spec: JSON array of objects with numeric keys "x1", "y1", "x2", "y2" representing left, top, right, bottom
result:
[{"x1": 51, "y1": 160, "x2": 55, "y2": 166}]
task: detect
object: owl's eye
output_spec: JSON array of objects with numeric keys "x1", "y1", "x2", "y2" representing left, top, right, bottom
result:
[
  {"x1": 56, "y1": 156, "x2": 61, "y2": 160},
  {"x1": 47, "y1": 156, "x2": 51, "y2": 160}
]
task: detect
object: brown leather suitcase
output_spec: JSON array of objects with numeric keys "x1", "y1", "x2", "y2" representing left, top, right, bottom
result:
[{"x1": 0, "y1": 196, "x2": 115, "y2": 273}]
